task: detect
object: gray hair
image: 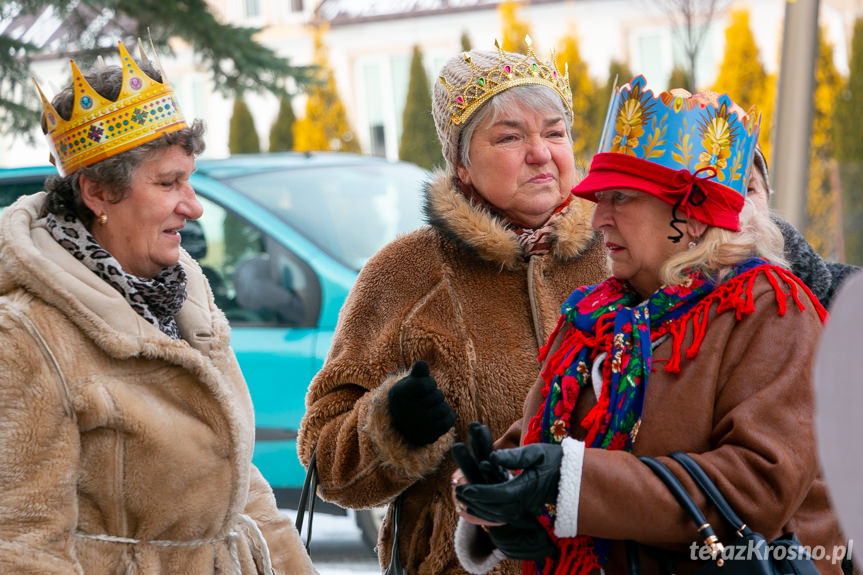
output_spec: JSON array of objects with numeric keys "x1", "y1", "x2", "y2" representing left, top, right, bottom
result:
[
  {"x1": 458, "y1": 84, "x2": 573, "y2": 169},
  {"x1": 42, "y1": 62, "x2": 206, "y2": 228},
  {"x1": 751, "y1": 146, "x2": 774, "y2": 196}
]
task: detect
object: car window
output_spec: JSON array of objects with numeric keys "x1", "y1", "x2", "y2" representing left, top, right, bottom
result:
[
  {"x1": 222, "y1": 162, "x2": 426, "y2": 271},
  {"x1": 183, "y1": 195, "x2": 322, "y2": 327},
  {"x1": 0, "y1": 176, "x2": 48, "y2": 215}
]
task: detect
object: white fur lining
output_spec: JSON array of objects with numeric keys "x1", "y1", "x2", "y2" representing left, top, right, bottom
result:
[
  {"x1": 554, "y1": 436, "x2": 585, "y2": 538},
  {"x1": 454, "y1": 518, "x2": 508, "y2": 574}
]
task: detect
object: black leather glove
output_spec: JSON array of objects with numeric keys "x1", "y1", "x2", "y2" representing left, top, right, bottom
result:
[
  {"x1": 388, "y1": 361, "x2": 456, "y2": 446},
  {"x1": 455, "y1": 442, "x2": 563, "y2": 525},
  {"x1": 452, "y1": 422, "x2": 508, "y2": 485},
  {"x1": 486, "y1": 521, "x2": 557, "y2": 562}
]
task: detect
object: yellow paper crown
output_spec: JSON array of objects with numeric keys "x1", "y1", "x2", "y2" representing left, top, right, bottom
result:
[
  {"x1": 34, "y1": 40, "x2": 187, "y2": 176},
  {"x1": 438, "y1": 36, "x2": 572, "y2": 127}
]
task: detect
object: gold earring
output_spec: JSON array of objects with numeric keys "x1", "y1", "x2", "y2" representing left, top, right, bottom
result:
[{"x1": 97, "y1": 213, "x2": 108, "y2": 225}]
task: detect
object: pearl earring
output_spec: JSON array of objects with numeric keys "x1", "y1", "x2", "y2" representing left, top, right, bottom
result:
[{"x1": 688, "y1": 241, "x2": 697, "y2": 250}]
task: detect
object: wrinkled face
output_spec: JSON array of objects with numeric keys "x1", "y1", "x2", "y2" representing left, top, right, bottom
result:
[
  {"x1": 456, "y1": 102, "x2": 575, "y2": 229},
  {"x1": 591, "y1": 189, "x2": 689, "y2": 298},
  {"x1": 91, "y1": 145, "x2": 203, "y2": 278},
  {"x1": 747, "y1": 166, "x2": 770, "y2": 214}
]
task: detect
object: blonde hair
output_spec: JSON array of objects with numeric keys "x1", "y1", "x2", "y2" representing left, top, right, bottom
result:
[{"x1": 660, "y1": 199, "x2": 787, "y2": 286}]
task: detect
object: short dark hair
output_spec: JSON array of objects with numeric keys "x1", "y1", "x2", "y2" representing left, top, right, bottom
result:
[{"x1": 41, "y1": 62, "x2": 206, "y2": 227}]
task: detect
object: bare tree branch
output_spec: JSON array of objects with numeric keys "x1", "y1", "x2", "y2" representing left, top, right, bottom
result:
[{"x1": 646, "y1": 0, "x2": 728, "y2": 89}]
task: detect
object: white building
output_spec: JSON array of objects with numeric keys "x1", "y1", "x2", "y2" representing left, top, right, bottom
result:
[{"x1": 0, "y1": 0, "x2": 858, "y2": 167}]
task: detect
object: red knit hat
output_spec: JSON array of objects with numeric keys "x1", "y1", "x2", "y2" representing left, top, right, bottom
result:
[
  {"x1": 571, "y1": 77, "x2": 760, "y2": 232},
  {"x1": 571, "y1": 153, "x2": 745, "y2": 231}
]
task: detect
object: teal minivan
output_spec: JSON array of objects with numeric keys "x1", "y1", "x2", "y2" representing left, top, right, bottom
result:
[{"x1": 0, "y1": 152, "x2": 428, "y2": 548}]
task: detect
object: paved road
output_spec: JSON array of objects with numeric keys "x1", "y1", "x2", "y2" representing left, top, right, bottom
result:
[{"x1": 282, "y1": 510, "x2": 380, "y2": 574}]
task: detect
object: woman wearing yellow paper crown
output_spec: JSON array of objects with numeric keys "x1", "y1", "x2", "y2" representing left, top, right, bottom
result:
[
  {"x1": 296, "y1": 38, "x2": 607, "y2": 575},
  {"x1": 0, "y1": 41, "x2": 315, "y2": 574},
  {"x1": 451, "y1": 76, "x2": 848, "y2": 575}
]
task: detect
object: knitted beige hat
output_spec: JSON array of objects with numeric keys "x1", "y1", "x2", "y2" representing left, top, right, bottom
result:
[{"x1": 432, "y1": 40, "x2": 573, "y2": 175}]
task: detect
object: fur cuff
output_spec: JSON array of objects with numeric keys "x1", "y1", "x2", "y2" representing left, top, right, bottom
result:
[
  {"x1": 554, "y1": 437, "x2": 585, "y2": 538},
  {"x1": 454, "y1": 518, "x2": 508, "y2": 574},
  {"x1": 361, "y1": 369, "x2": 455, "y2": 479}
]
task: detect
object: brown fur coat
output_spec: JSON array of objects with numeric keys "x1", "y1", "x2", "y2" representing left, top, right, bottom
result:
[
  {"x1": 0, "y1": 193, "x2": 315, "y2": 575},
  {"x1": 297, "y1": 170, "x2": 609, "y2": 575}
]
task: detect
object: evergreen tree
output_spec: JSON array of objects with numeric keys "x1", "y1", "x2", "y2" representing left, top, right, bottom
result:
[
  {"x1": 804, "y1": 28, "x2": 842, "y2": 258},
  {"x1": 460, "y1": 31, "x2": 472, "y2": 53},
  {"x1": 556, "y1": 27, "x2": 599, "y2": 168},
  {"x1": 499, "y1": 1, "x2": 531, "y2": 54},
  {"x1": 834, "y1": 18, "x2": 863, "y2": 265},
  {"x1": 0, "y1": 0, "x2": 313, "y2": 141},
  {"x1": 398, "y1": 46, "x2": 443, "y2": 170},
  {"x1": 592, "y1": 60, "x2": 634, "y2": 148},
  {"x1": 229, "y1": 97, "x2": 261, "y2": 154},
  {"x1": 269, "y1": 95, "x2": 296, "y2": 152},
  {"x1": 711, "y1": 8, "x2": 774, "y2": 159},
  {"x1": 293, "y1": 24, "x2": 361, "y2": 153},
  {"x1": 668, "y1": 66, "x2": 692, "y2": 92}
]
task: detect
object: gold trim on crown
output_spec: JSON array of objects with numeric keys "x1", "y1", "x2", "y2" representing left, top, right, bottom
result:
[
  {"x1": 34, "y1": 40, "x2": 187, "y2": 176},
  {"x1": 438, "y1": 36, "x2": 572, "y2": 127}
]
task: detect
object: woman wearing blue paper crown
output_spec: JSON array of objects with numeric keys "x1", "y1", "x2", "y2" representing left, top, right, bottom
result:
[
  {"x1": 0, "y1": 42, "x2": 314, "y2": 573},
  {"x1": 451, "y1": 77, "x2": 848, "y2": 575}
]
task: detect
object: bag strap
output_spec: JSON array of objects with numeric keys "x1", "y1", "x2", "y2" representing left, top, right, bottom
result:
[
  {"x1": 668, "y1": 451, "x2": 752, "y2": 537},
  {"x1": 384, "y1": 493, "x2": 406, "y2": 574},
  {"x1": 295, "y1": 447, "x2": 318, "y2": 553},
  {"x1": 638, "y1": 456, "x2": 725, "y2": 563}
]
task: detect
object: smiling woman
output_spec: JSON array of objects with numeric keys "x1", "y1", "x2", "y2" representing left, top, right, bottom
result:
[{"x1": 0, "y1": 40, "x2": 314, "y2": 574}]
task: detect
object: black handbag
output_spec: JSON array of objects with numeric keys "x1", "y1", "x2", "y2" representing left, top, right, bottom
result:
[
  {"x1": 633, "y1": 451, "x2": 820, "y2": 575},
  {"x1": 296, "y1": 446, "x2": 408, "y2": 574}
]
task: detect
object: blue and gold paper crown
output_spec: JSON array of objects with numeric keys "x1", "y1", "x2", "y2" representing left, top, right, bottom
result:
[
  {"x1": 597, "y1": 75, "x2": 761, "y2": 196},
  {"x1": 438, "y1": 36, "x2": 572, "y2": 127},
  {"x1": 34, "y1": 40, "x2": 187, "y2": 177}
]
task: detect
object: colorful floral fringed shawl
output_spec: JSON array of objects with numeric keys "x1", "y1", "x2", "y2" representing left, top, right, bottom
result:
[{"x1": 521, "y1": 258, "x2": 827, "y2": 575}]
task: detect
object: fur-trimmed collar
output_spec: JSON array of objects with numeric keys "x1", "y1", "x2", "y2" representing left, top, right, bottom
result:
[{"x1": 423, "y1": 168, "x2": 598, "y2": 270}]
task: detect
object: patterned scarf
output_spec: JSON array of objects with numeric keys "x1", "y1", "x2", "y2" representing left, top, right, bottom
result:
[
  {"x1": 522, "y1": 258, "x2": 774, "y2": 575},
  {"x1": 454, "y1": 177, "x2": 572, "y2": 257},
  {"x1": 43, "y1": 212, "x2": 188, "y2": 339}
]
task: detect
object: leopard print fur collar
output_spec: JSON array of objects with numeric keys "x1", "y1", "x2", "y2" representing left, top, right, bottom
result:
[{"x1": 42, "y1": 212, "x2": 187, "y2": 339}]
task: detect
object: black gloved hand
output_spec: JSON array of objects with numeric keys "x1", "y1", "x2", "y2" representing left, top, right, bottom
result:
[
  {"x1": 388, "y1": 361, "x2": 456, "y2": 446},
  {"x1": 452, "y1": 422, "x2": 508, "y2": 485},
  {"x1": 455, "y1": 442, "x2": 563, "y2": 525},
  {"x1": 486, "y1": 521, "x2": 557, "y2": 562}
]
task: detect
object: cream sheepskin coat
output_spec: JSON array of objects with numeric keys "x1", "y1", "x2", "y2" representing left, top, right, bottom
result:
[
  {"x1": 0, "y1": 193, "x2": 315, "y2": 575},
  {"x1": 297, "y1": 170, "x2": 609, "y2": 575}
]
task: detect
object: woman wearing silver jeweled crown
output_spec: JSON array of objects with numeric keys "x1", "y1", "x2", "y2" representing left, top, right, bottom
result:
[
  {"x1": 0, "y1": 42, "x2": 315, "y2": 574},
  {"x1": 296, "y1": 39, "x2": 607, "y2": 575}
]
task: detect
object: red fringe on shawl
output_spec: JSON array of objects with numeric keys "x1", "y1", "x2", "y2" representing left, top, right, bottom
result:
[
  {"x1": 522, "y1": 536, "x2": 603, "y2": 575},
  {"x1": 655, "y1": 264, "x2": 827, "y2": 374}
]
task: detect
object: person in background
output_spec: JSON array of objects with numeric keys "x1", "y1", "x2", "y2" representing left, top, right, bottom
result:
[
  {"x1": 748, "y1": 146, "x2": 859, "y2": 309},
  {"x1": 297, "y1": 39, "x2": 607, "y2": 575},
  {"x1": 0, "y1": 41, "x2": 314, "y2": 574},
  {"x1": 451, "y1": 77, "x2": 846, "y2": 575}
]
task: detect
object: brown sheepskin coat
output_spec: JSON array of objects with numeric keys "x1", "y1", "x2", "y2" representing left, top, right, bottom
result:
[
  {"x1": 297, "y1": 170, "x2": 609, "y2": 575},
  {"x1": 0, "y1": 193, "x2": 315, "y2": 575}
]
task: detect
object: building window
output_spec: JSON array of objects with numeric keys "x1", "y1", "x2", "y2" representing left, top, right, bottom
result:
[
  {"x1": 291, "y1": 0, "x2": 303, "y2": 12},
  {"x1": 245, "y1": 0, "x2": 260, "y2": 18}
]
